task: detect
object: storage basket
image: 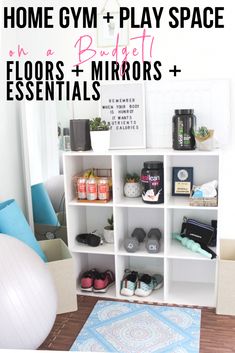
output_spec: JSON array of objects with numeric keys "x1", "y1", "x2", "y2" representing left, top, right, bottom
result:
[
  {"x1": 217, "y1": 239, "x2": 235, "y2": 315},
  {"x1": 39, "y1": 239, "x2": 77, "y2": 314},
  {"x1": 189, "y1": 186, "x2": 218, "y2": 207},
  {"x1": 73, "y1": 168, "x2": 112, "y2": 203}
]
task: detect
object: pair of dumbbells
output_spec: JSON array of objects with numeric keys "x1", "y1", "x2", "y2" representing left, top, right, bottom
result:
[{"x1": 124, "y1": 228, "x2": 161, "y2": 254}]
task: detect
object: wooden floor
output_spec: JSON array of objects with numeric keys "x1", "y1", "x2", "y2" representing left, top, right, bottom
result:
[{"x1": 40, "y1": 296, "x2": 235, "y2": 352}]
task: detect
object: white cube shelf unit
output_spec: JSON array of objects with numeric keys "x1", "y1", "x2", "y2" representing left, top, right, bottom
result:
[{"x1": 63, "y1": 149, "x2": 220, "y2": 307}]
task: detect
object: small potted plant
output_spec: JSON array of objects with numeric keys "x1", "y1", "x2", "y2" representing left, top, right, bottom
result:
[
  {"x1": 103, "y1": 214, "x2": 114, "y2": 243},
  {"x1": 195, "y1": 126, "x2": 214, "y2": 151},
  {"x1": 124, "y1": 173, "x2": 142, "y2": 198},
  {"x1": 90, "y1": 117, "x2": 110, "y2": 152}
]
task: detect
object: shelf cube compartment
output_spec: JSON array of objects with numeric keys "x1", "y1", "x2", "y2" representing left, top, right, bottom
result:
[
  {"x1": 116, "y1": 255, "x2": 164, "y2": 302},
  {"x1": 165, "y1": 154, "x2": 219, "y2": 207},
  {"x1": 113, "y1": 155, "x2": 164, "y2": 205},
  {"x1": 64, "y1": 155, "x2": 112, "y2": 202},
  {"x1": 166, "y1": 258, "x2": 216, "y2": 306},
  {"x1": 166, "y1": 208, "x2": 217, "y2": 260},
  {"x1": 116, "y1": 207, "x2": 164, "y2": 257},
  {"x1": 73, "y1": 253, "x2": 116, "y2": 298},
  {"x1": 67, "y1": 205, "x2": 114, "y2": 254}
]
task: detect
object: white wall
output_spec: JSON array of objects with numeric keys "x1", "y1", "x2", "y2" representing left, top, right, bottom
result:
[
  {"x1": 0, "y1": 101, "x2": 26, "y2": 211},
  {"x1": 0, "y1": 14, "x2": 26, "y2": 211},
  {"x1": 1, "y1": 0, "x2": 235, "y2": 235}
]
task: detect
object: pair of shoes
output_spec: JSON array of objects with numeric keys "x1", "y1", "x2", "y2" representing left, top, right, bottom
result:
[
  {"x1": 120, "y1": 269, "x2": 163, "y2": 297},
  {"x1": 81, "y1": 269, "x2": 115, "y2": 293}
]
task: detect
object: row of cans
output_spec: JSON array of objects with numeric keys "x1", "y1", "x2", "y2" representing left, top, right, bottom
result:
[{"x1": 77, "y1": 177, "x2": 110, "y2": 201}]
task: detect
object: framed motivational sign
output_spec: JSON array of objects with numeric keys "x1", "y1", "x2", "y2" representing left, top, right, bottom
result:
[{"x1": 100, "y1": 83, "x2": 146, "y2": 149}]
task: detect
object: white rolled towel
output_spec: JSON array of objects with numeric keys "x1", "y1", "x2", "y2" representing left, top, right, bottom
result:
[{"x1": 193, "y1": 180, "x2": 218, "y2": 198}]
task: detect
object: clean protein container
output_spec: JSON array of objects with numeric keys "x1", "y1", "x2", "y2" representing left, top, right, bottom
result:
[
  {"x1": 172, "y1": 109, "x2": 196, "y2": 150},
  {"x1": 141, "y1": 161, "x2": 164, "y2": 204}
]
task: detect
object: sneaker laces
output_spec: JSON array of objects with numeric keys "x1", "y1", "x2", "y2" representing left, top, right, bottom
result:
[
  {"x1": 95, "y1": 272, "x2": 106, "y2": 280},
  {"x1": 83, "y1": 269, "x2": 99, "y2": 279},
  {"x1": 96, "y1": 270, "x2": 115, "y2": 282},
  {"x1": 139, "y1": 274, "x2": 152, "y2": 284},
  {"x1": 126, "y1": 271, "x2": 138, "y2": 283}
]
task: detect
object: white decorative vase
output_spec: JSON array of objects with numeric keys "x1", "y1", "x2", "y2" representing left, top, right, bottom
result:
[
  {"x1": 90, "y1": 131, "x2": 110, "y2": 152},
  {"x1": 103, "y1": 226, "x2": 114, "y2": 243},
  {"x1": 124, "y1": 182, "x2": 142, "y2": 198}
]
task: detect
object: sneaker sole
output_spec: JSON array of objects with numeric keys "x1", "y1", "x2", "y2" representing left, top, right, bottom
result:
[
  {"x1": 81, "y1": 286, "x2": 93, "y2": 292},
  {"x1": 120, "y1": 287, "x2": 135, "y2": 296},
  {"x1": 134, "y1": 289, "x2": 152, "y2": 297},
  {"x1": 93, "y1": 281, "x2": 114, "y2": 293},
  {"x1": 135, "y1": 281, "x2": 163, "y2": 297}
]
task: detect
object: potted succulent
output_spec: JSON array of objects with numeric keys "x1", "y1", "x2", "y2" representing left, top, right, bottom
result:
[
  {"x1": 195, "y1": 126, "x2": 214, "y2": 151},
  {"x1": 89, "y1": 117, "x2": 110, "y2": 152},
  {"x1": 103, "y1": 214, "x2": 114, "y2": 243},
  {"x1": 124, "y1": 173, "x2": 142, "y2": 198}
]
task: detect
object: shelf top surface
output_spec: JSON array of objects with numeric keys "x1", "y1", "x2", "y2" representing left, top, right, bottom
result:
[
  {"x1": 71, "y1": 242, "x2": 114, "y2": 255},
  {"x1": 69, "y1": 199, "x2": 113, "y2": 207},
  {"x1": 69, "y1": 196, "x2": 217, "y2": 210},
  {"x1": 168, "y1": 240, "x2": 217, "y2": 261},
  {"x1": 116, "y1": 196, "x2": 164, "y2": 208},
  {"x1": 63, "y1": 148, "x2": 220, "y2": 157}
]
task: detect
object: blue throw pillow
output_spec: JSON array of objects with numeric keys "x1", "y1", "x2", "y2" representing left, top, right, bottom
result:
[{"x1": 0, "y1": 199, "x2": 47, "y2": 262}]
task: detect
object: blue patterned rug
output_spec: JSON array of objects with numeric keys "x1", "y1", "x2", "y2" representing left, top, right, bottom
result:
[{"x1": 70, "y1": 300, "x2": 201, "y2": 353}]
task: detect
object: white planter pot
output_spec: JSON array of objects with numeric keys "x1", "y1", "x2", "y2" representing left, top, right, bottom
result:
[
  {"x1": 103, "y1": 227, "x2": 114, "y2": 243},
  {"x1": 196, "y1": 137, "x2": 214, "y2": 151},
  {"x1": 196, "y1": 130, "x2": 214, "y2": 151},
  {"x1": 90, "y1": 131, "x2": 110, "y2": 152},
  {"x1": 124, "y1": 182, "x2": 142, "y2": 198}
]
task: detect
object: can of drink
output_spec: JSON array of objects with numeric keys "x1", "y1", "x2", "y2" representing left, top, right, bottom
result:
[
  {"x1": 77, "y1": 177, "x2": 86, "y2": 200},
  {"x1": 86, "y1": 178, "x2": 97, "y2": 200},
  {"x1": 98, "y1": 178, "x2": 110, "y2": 200}
]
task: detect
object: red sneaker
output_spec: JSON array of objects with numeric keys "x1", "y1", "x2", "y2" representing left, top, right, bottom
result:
[
  {"x1": 81, "y1": 269, "x2": 99, "y2": 292},
  {"x1": 93, "y1": 270, "x2": 115, "y2": 293}
]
